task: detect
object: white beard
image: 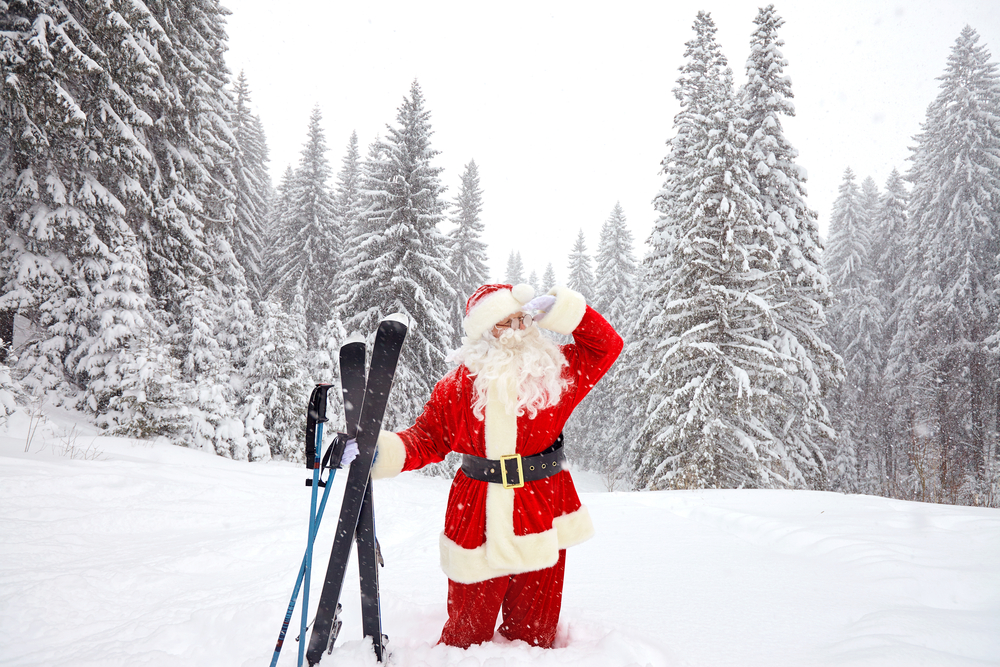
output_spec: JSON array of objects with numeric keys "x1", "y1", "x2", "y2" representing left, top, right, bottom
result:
[{"x1": 447, "y1": 326, "x2": 569, "y2": 420}]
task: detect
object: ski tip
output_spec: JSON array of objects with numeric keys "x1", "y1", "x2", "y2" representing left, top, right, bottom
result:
[
  {"x1": 343, "y1": 333, "x2": 367, "y2": 346},
  {"x1": 381, "y1": 312, "x2": 411, "y2": 329}
]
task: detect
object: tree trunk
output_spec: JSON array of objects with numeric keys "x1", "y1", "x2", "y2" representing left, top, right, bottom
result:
[
  {"x1": 0, "y1": 309, "x2": 14, "y2": 363},
  {"x1": 969, "y1": 350, "x2": 987, "y2": 482}
]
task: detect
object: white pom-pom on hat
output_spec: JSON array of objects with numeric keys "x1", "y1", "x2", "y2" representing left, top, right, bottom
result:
[
  {"x1": 463, "y1": 283, "x2": 536, "y2": 340},
  {"x1": 511, "y1": 283, "x2": 534, "y2": 304}
]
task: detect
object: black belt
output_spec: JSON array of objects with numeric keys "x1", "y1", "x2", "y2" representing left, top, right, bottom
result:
[{"x1": 461, "y1": 434, "x2": 566, "y2": 489}]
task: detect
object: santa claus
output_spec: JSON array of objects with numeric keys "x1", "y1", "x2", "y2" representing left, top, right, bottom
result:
[{"x1": 370, "y1": 283, "x2": 623, "y2": 648}]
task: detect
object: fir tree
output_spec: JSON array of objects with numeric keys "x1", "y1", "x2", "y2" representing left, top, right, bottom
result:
[
  {"x1": 334, "y1": 137, "x2": 385, "y2": 318},
  {"x1": 871, "y1": 170, "x2": 909, "y2": 317},
  {"x1": 870, "y1": 169, "x2": 909, "y2": 493},
  {"x1": 528, "y1": 270, "x2": 540, "y2": 294},
  {"x1": 504, "y1": 251, "x2": 525, "y2": 285},
  {"x1": 338, "y1": 80, "x2": 457, "y2": 427},
  {"x1": 243, "y1": 299, "x2": 310, "y2": 460},
  {"x1": 741, "y1": 3, "x2": 841, "y2": 490},
  {"x1": 447, "y1": 159, "x2": 489, "y2": 342},
  {"x1": 0, "y1": 0, "x2": 170, "y2": 433},
  {"x1": 824, "y1": 168, "x2": 884, "y2": 493},
  {"x1": 272, "y1": 106, "x2": 339, "y2": 345},
  {"x1": 542, "y1": 263, "x2": 557, "y2": 290},
  {"x1": 566, "y1": 230, "x2": 595, "y2": 302},
  {"x1": 582, "y1": 203, "x2": 638, "y2": 477},
  {"x1": 889, "y1": 27, "x2": 1000, "y2": 503},
  {"x1": 629, "y1": 12, "x2": 826, "y2": 491},
  {"x1": 593, "y1": 203, "x2": 638, "y2": 328},
  {"x1": 448, "y1": 159, "x2": 489, "y2": 296},
  {"x1": 859, "y1": 176, "x2": 880, "y2": 225},
  {"x1": 331, "y1": 132, "x2": 365, "y2": 306},
  {"x1": 231, "y1": 71, "x2": 272, "y2": 306},
  {"x1": 261, "y1": 166, "x2": 296, "y2": 298}
]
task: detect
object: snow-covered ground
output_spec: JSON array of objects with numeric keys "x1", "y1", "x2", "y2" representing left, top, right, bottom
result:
[{"x1": 2, "y1": 407, "x2": 998, "y2": 667}]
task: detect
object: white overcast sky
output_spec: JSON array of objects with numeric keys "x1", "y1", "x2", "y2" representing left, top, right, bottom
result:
[{"x1": 225, "y1": 0, "x2": 1000, "y2": 286}]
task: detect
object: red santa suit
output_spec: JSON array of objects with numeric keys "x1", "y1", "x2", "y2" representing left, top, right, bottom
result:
[{"x1": 371, "y1": 284, "x2": 623, "y2": 648}]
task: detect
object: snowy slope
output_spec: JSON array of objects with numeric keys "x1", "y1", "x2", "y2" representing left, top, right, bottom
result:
[{"x1": 1, "y1": 408, "x2": 998, "y2": 667}]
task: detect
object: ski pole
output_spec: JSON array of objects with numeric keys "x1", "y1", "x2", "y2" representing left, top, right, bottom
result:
[
  {"x1": 298, "y1": 418, "x2": 324, "y2": 667},
  {"x1": 269, "y1": 440, "x2": 342, "y2": 667},
  {"x1": 269, "y1": 384, "x2": 334, "y2": 667}
]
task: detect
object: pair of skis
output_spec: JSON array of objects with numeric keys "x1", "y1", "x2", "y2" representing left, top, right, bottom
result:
[{"x1": 270, "y1": 315, "x2": 408, "y2": 667}]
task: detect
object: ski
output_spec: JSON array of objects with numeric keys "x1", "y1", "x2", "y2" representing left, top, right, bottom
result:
[
  {"x1": 306, "y1": 315, "x2": 408, "y2": 666},
  {"x1": 355, "y1": 480, "x2": 384, "y2": 656},
  {"x1": 269, "y1": 336, "x2": 366, "y2": 667}
]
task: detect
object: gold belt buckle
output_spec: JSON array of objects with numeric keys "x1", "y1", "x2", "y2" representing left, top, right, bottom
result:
[{"x1": 500, "y1": 454, "x2": 524, "y2": 489}]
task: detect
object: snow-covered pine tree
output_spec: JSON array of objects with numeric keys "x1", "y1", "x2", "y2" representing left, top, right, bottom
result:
[
  {"x1": 621, "y1": 11, "x2": 731, "y2": 487},
  {"x1": 331, "y1": 132, "x2": 365, "y2": 306},
  {"x1": 562, "y1": 228, "x2": 596, "y2": 465},
  {"x1": 740, "y1": 3, "x2": 841, "y2": 490},
  {"x1": 542, "y1": 263, "x2": 557, "y2": 291},
  {"x1": 860, "y1": 177, "x2": 880, "y2": 223},
  {"x1": 565, "y1": 229, "x2": 595, "y2": 302},
  {"x1": 585, "y1": 203, "x2": 638, "y2": 480},
  {"x1": 593, "y1": 203, "x2": 638, "y2": 328},
  {"x1": 272, "y1": 106, "x2": 339, "y2": 346},
  {"x1": 158, "y1": 0, "x2": 260, "y2": 458},
  {"x1": 0, "y1": 0, "x2": 170, "y2": 433},
  {"x1": 891, "y1": 27, "x2": 1000, "y2": 504},
  {"x1": 333, "y1": 136, "x2": 385, "y2": 319},
  {"x1": 231, "y1": 71, "x2": 272, "y2": 307},
  {"x1": 630, "y1": 12, "x2": 824, "y2": 491},
  {"x1": 528, "y1": 270, "x2": 540, "y2": 295},
  {"x1": 261, "y1": 166, "x2": 296, "y2": 298},
  {"x1": 448, "y1": 160, "x2": 489, "y2": 297},
  {"x1": 139, "y1": 0, "x2": 234, "y2": 320},
  {"x1": 0, "y1": 349, "x2": 25, "y2": 419},
  {"x1": 504, "y1": 251, "x2": 525, "y2": 286},
  {"x1": 871, "y1": 170, "x2": 909, "y2": 318},
  {"x1": 823, "y1": 168, "x2": 884, "y2": 494},
  {"x1": 447, "y1": 159, "x2": 489, "y2": 344},
  {"x1": 338, "y1": 80, "x2": 457, "y2": 428},
  {"x1": 870, "y1": 169, "x2": 909, "y2": 494},
  {"x1": 243, "y1": 299, "x2": 311, "y2": 461}
]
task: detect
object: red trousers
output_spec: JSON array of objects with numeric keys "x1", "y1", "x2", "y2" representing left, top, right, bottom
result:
[{"x1": 439, "y1": 550, "x2": 566, "y2": 648}]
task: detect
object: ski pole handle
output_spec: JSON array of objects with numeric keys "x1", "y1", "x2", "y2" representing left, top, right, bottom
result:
[{"x1": 305, "y1": 384, "x2": 334, "y2": 469}]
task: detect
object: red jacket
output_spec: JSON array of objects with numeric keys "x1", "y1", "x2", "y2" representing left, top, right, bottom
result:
[{"x1": 372, "y1": 287, "x2": 623, "y2": 583}]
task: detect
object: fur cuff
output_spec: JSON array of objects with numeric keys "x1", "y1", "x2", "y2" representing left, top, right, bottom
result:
[
  {"x1": 370, "y1": 431, "x2": 406, "y2": 479},
  {"x1": 553, "y1": 505, "x2": 595, "y2": 548},
  {"x1": 539, "y1": 286, "x2": 587, "y2": 335}
]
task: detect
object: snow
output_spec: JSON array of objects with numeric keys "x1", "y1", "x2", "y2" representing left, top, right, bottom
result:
[
  {"x1": 2, "y1": 407, "x2": 999, "y2": 667},
  {"x1": 382, "y1": 312, "x2": 412, "y2": 328}
]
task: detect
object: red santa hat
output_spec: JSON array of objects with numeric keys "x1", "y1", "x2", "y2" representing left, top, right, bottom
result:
[{"x1": 464, "y1": 283, "x2": 535, "y2": 340}]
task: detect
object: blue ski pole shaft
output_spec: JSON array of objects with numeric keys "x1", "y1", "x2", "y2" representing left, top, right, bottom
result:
[
  {"x1": 298, "y1": 421, "x2": 325, "y2": 667},
  {"x1": 269, "y1": 458, "x2": 338, "y2": 667}
]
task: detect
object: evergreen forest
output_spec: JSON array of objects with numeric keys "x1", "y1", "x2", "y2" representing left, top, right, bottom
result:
[{"x1": 2, "y1": 4, "x2": 998, "y2": 507}]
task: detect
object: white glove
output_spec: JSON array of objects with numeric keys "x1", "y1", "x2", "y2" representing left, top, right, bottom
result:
[
  {"x1": 522, "y1": 295, "x2": 557, "y2": 321},
  {"x1": 341, "y1": 438, "x2": 359, "y2": 467}
]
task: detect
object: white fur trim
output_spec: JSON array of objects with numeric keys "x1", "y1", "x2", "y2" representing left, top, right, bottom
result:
[
  {"x1": 553, "y1": 505, "x2": 595, "y2": 548},
  {"x1": 538, "y1": 286, "x2": 587, "y2": 335},
  {"x1": 370, "y1": 431, "x2": 406, "y2": 479},
  {"x1": 482, "y1": 375, "x2": 523, "y2": 568},
  {"x1": 438, "y1": 505, "x2": 594, "y2": 584},
  {"x1": 463, "y1": 283, "x2": 534, "y2": 340},
  {"x1": 483, "y1": 377, "x2": 518, "y2": 459},
  {"x1": 440, "y1": 530, "x2": 560, "y2": 584}
]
